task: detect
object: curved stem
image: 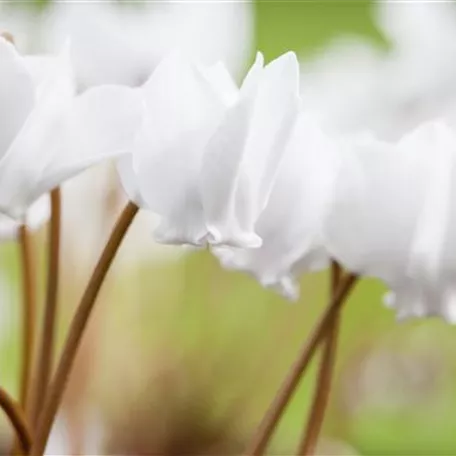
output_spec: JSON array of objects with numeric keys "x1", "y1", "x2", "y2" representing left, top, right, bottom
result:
[
  {"x1": 31, "y1": 201, "x2": 139, "y2": 456},
  {"x1": 18, "y1": 225, "x2": 36, "y2": 411},
  {"x1": 245, "y1": 273, "x2": 358, "y2": 456},
  {"x1": 0, "y1": 387, "x2": 32, "y2": 454},
  {"x1": 30, "y1": 188, "x2": 61, "y2": 425},
  {"x1": 297, "y1": 262, "x2": 342, "y2": 455}
]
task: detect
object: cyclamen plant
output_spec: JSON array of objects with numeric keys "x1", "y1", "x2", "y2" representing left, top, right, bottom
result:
[{"x1": 0, "y1": 28, "x2": 454, "y2": 456}]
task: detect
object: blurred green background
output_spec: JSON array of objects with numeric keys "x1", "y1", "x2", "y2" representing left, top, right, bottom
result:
[{"x1": 2, "y1": 1, "x2": 456, "y2": 455}]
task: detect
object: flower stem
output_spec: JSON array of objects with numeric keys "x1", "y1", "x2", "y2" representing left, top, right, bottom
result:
[
  {"x1": 31, "y1": 201, "x2": 139, "y2": 456},
  {"x1": 0, "y1": 387, "x2": 32, "y2": 454},
  {"x1": 245, "y1": 272, "x2": 358, "y2": 456},
  {"x1": 18, "y1": 225, "x2": 36, "y2": 412},
  {"x1": 30, "y1": 188, "x2": 61, "y2": 425},
  {"x1": 297, "y1": 261, "x2": 342, "y2": 455}
]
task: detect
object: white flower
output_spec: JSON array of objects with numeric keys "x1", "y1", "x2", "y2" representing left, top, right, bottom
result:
[
  {"x1": 213, "y1": 114, "x2": 340, "y2": 300},
  {"x1": 118, "y1": 51, "x2": 301, "y2": 248},
  {"x1": 0, "y1": 36, "x2": 143, "y2": 220},
  {"x1": 44, "y1": 1, "x2": 253, "y2": 89},
  {"x1": 323, "y1": 120, "x2": 456, "y2": 322},
  {"x1": 300, "y1": 2, "x2": 456, "y2": 141}
]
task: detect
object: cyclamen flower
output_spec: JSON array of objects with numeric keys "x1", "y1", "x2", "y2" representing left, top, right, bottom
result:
[
  {"x1": 213, "y1": 115, "x2": 340, "y2": 300},
  {"x1": 118, "y1": 51, "x2": 300, "y2": 248},
  {"x1": 324, "y1": 120, "x2": 456, "y2": 322},
  {"x1": 0, "y1": 36, "x2": 142, "y2": 220}
]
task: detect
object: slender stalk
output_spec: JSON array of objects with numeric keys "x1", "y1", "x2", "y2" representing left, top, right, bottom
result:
[
  {"x1": 31, "y1": 201, "x2": 139, "y2": 456},
  {"x1": 0, "y1": 387, "x2": 32, "y2": 454},
  {"x1": 18, "y1": 225, "x2": 36, "y2": 411},
  {"x1": 297, "y1": 261, "x2": 342, "y2": 455},
  {"x1": 30, "y1": 188, "x2": 61, "y2": 425},
  {"x1": 245, "y1": 273, "x2": 358, "y2": 456}
]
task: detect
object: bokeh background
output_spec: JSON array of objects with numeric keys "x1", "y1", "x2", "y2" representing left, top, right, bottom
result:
[{"x1": 1, "y1": 1, "x2": 456, "y2": 454}]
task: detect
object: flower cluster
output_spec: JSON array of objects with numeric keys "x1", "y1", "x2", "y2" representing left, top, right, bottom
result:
[
  {"x1": 3, "y1": 29, "x2": 456, "y2": 324},
  {"x1": 4, "y1": 4, "x2": 456, "y2": 455}
]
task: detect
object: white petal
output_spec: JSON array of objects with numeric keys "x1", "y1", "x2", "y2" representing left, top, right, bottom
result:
[
  {"x1": 199, "y1": 61, "x2": 239, "y2": 107},
  {"x1": 324, "y1": 120, "x2": 456, "y2": 321},
  {"x1": 243, "y1": 52, "x2": 301, "y2": 215},
  {"x1": 200, "y1": 52, "x2": 264, "y2": 248},
  {"x1": 213, "y1": 116, "x2": 336, "y2": 298},
  {"x1": 405, "y1": 122, "x2": 456, "y2": 282},
  {"x1": 392, "y1": 122, "x2": 456, "y2": 322},
  {"x1": 384, "y1": 284, "x2": 456, "y2": 324},
  {"x1": 41, "y1": 85, "x2": 143, "y2": 192},
  {"x1": 134, "y1": 53, "x2": 224, "y2": 245},
  {"x1": 201, "y1": 86, "x2": 261, "y2": 248},
  {"x1": 201, "y1": 52, "x2": 300, "y2": 248},
  {"x1": 0, "y1": 36, "x2": 34, "y2": 157},
  {"x1": 0, "y1": 46, "x2": 74, "y2": 218},
  {"x1": 323, "y1": 128, "x2": 432, "y2": 284},
  {"x1": 239, "y1": 52, "x2": 264, "y2": 94},
  {"x1": 23, "y1": 54, "x2": 65, "y2": 89}
]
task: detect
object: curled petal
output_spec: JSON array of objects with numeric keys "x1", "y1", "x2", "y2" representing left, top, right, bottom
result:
[
  {"x1": 213, "y1": 116, "x2": 336, "y2": 298},
  {"x1": 134, "y1": 53, "x2": 224, "y2": 245},
  {"x1": 153, "y1": 214, "x2": 207, "y2": 247},
  {"x1": 202, "y1": 52, "x2": 300, "y2": 248},
  {"x1": 384, "y1": 285, "x2": 456, "y2": 324}
]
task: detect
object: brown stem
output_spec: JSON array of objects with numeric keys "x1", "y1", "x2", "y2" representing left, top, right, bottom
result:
[
  {"x1": 31, "y1": 201, "x2": 139, "y2": 456},
  {"x1": 30, "y1": 188, "x2": 61, "y2": 425},
  {"x1": 297, "y1": 261, "x2": 342, "y2": 455},
  {"x1": 245, "y1": 273, "x2": 358, "y2": 456},
  {"x1": 18, "y1": 225, "x2": 36, "y2": 412},
  {"x1": 0, "y1": 387, "x2": 32, "y2": 454}
]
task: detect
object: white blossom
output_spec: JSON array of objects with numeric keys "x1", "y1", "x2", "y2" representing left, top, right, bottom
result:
[
  {"x1": 0, "y1": 36, "x2": 142, "y2": 220},
  {"x1": 324, "y1": 120, "x2": 456, "y2": 322},
  {"x1": 118, "y1": 51, "x2": 301, "y2": 248}
]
